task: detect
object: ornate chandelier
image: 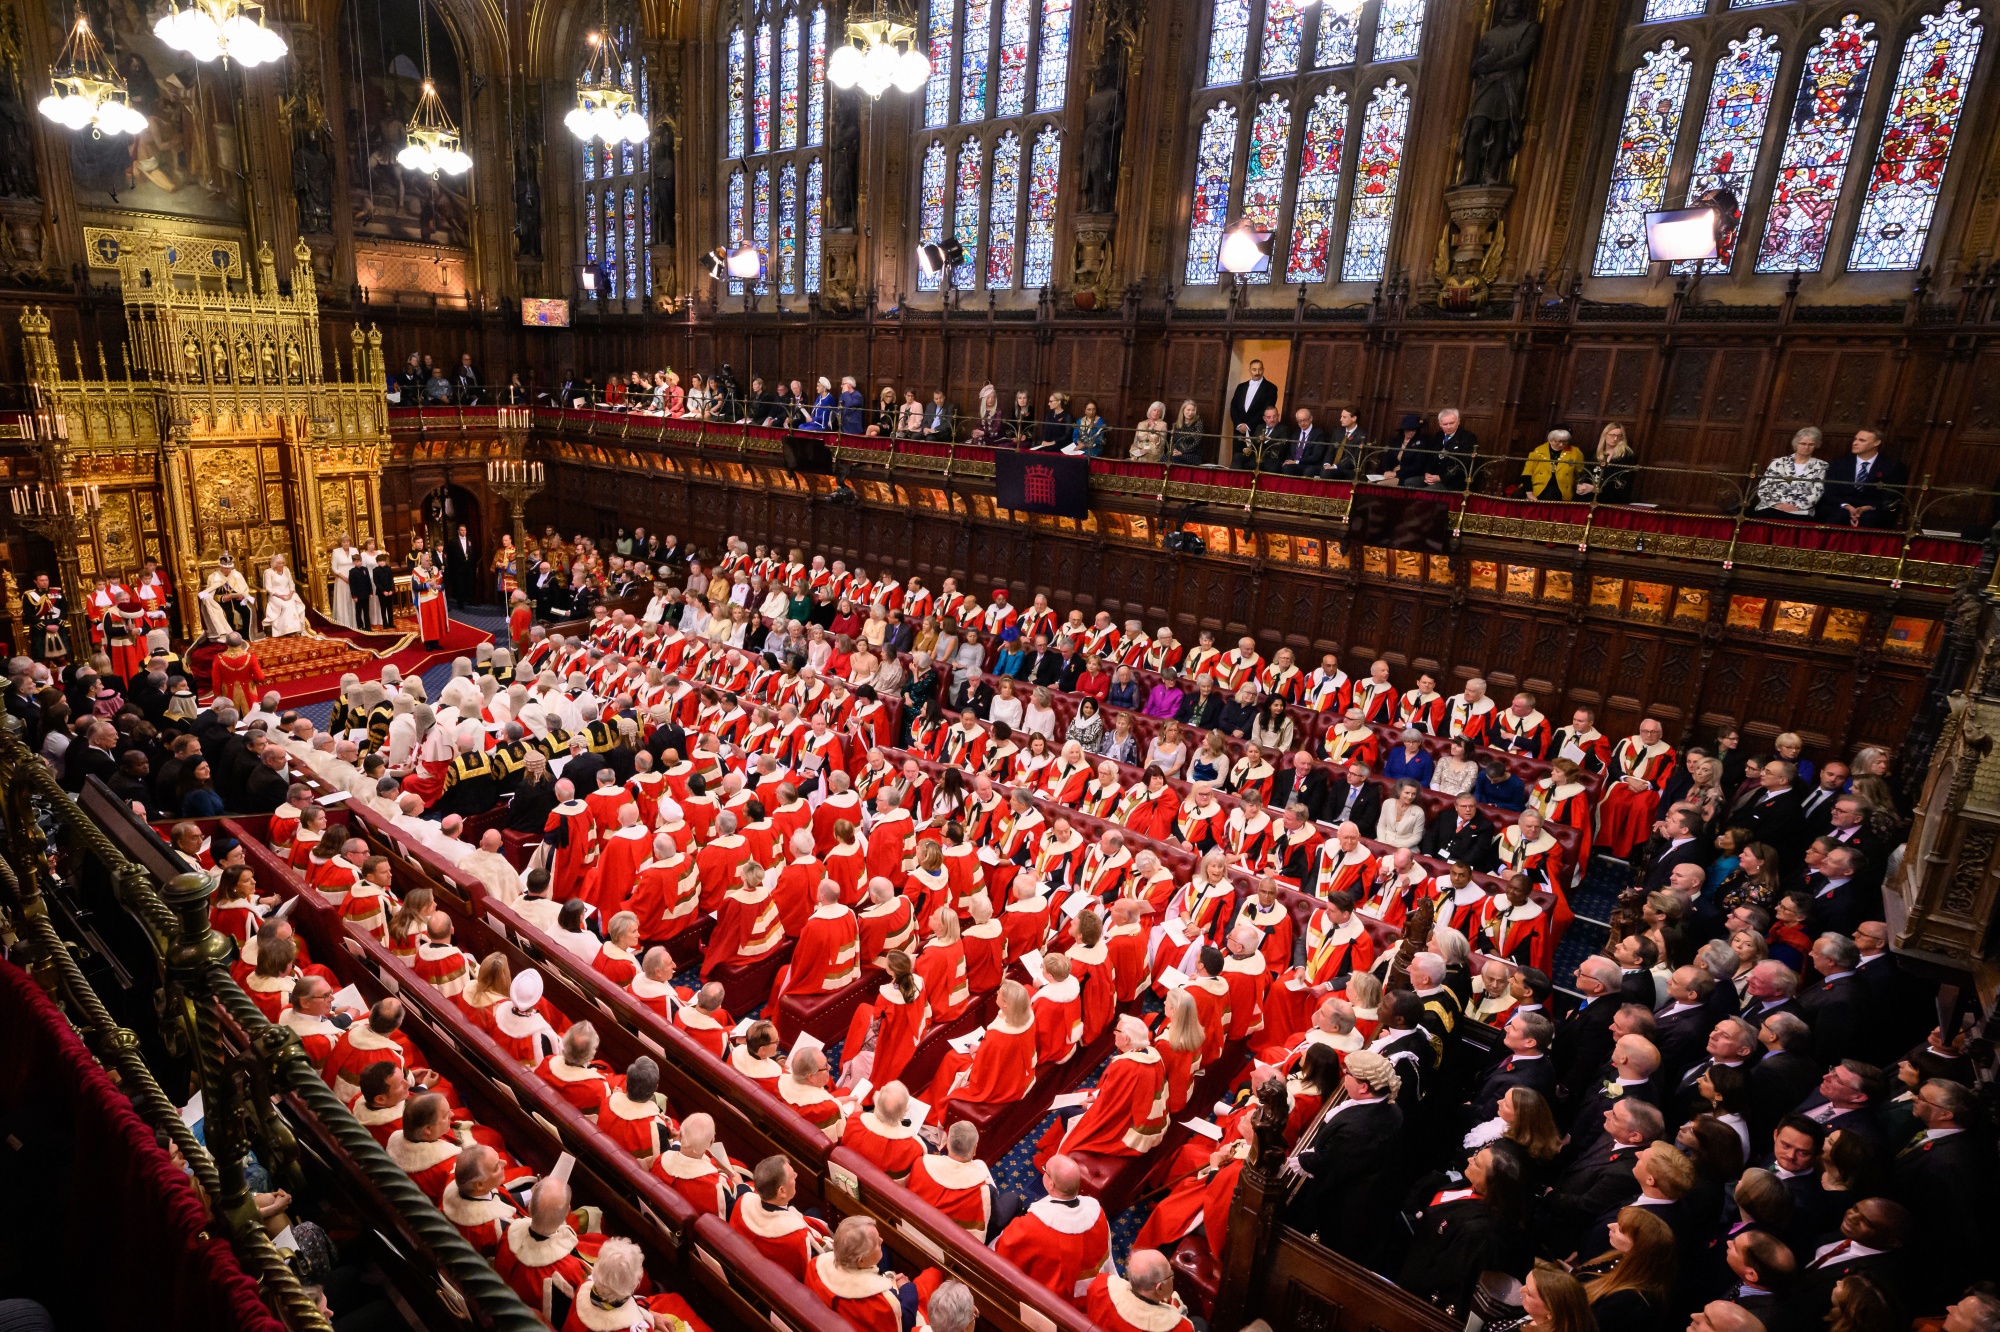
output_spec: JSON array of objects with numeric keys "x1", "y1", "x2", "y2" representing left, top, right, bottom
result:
[
  {"x1": 39, "y1": 15, "x2": 147, "y2": 136},
  {"x1": 153, "y1": 0, "x2": 288, "y2": 66},
  {"x1": 395, "y1": 1, "x2": 470, "y2": 177},
  {"x1": 565, "y1": 8, "x2": 648, "y2": 143},
  {"x1": 826, "y1": 0, "x2": 929, "y2": 99}
]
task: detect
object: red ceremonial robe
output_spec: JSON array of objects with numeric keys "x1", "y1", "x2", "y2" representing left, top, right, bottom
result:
[
  {"x1": 1031, "y1": 977, "x2": 1084, "y2": 1067},
  {"x1": 926, "y1": 1013, "x2": 1037, "y2": 1123},
  {"x1": 673, "y1": 1004, "x2": 734, "y2": 1059},
  {"x1": 914, "y1": 938, "x2": 971, "y2": 1022},
  {"x1": 1039, "y1": 1047, "x2": 1167, "y2": 1163},
  {"x1": 537, "y1": 1054, "x2": 613, "y2": 1114},
  {"x1": 907, "y1": 1152, "x2": 994, "y2": 1236},
  {"x1": 804, "y1": 1253, "x2": 906, "y2": 1332},
  {"x1": 772, "y1": 904, "x2": 862, "y2": 1000},
  {"x1": 993, "y1": 1194, "x2": 1114, "y2": 1303},
  {"x1": 841, "y1": 1110, "x2": 927, "y2": 1182},
  {"x1": 596, "y1": 1088, "x2": 670, "y2": 1159},
  {"x1": 586, "y1": 824, "x2": 653, "y2": 915},
  {"x1": 857, "y1": 895, "x2": 916, "y2": 966},
  {"x1": 702, "y1": 881, "x2": 785, "y2": 979},
  {"x1": 494, "y1": 1218, "x2": 604, "y2": 1325},
  {"x1": 543, "y1": 800, "x2": 598, "y2": 902},
  {"x1": 652, "y1": 1147, "x2": 735, "y2": 1217},
  {"x1": 440, "y1": 1180, "x2": 519, "y2": 1255},
  {"x1": 962, "y1": 919, "x2": 1005, "y2": 994},
  {"x1": 842, "y1": 980, "x2": 931, "y2": 1090},
  {"x1": 1084, "y1": 1274, "x2": 1196, "y2": 1332}
]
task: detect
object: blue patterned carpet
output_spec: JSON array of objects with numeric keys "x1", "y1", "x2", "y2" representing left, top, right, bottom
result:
[
  {"x1": 1555, "y1": 854, "x2": 1633, "y2": 988},
  {"x1": 292, "y1": 607, "x2": 512, "y2": 729}
]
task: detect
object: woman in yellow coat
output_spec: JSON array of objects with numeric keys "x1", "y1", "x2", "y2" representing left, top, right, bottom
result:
[{"x1": 1521, "y1": 428, "x2": 1585, "y2": 501}]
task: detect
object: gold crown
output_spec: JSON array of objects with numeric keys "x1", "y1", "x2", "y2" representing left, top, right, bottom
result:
[{"x1": 19, "y1": 307, "x2": 49, "y2": 336}]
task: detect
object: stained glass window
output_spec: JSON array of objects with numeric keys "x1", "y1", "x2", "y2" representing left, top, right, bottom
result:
[
  {"x1": 642, "y1": 189, "x2": 653, "y2": 295},
  {"x1": 1024, "y1": 126, "x2": 1060, "y2": 289},
  {"x1": 988, "y1": 131, "x2": 1021, "y2": 287},
  {"x1": 1373, "y1": 0, "x2": 1425, "y2": 62},
  {"x1": 1285, "y1": 86, "x2": 1348, "y2": 283},
  {"x1": 1849, "y1": 1, "x2": 1984, "y2": 271},
  {"x1": 584, "y1": 190, "x2": 599, "y2": 272},
  {"x1": 1730, "y1": 0, "x2": 1788, "y2": 7},
  {"x1": 1643, "y1": 0, "x2": 1705, "y2": 18},
  {"x1": 753, "y1": 166, "x2": 772, "y2": 293},
  {"x1": 1260, "y1": 0, "x2": 1306, "y2": 78},
  {"x1": 1592, "y1": 41, "x2": 1695, "y2": 276},
  {"x1": 808, "y1": 8, "x2": 827, "y2": 144},
  {"x1": 603, "y1": 188, "x2": 621, "y2": 298},
  {"x1": 1756, "y1": 13, "x2": 1878, "y2": 273},
  {"x1": 1241, "y1": 95, "x2": 1289, "y2": 284},
  {"x1": 805, "y1": 156, "x2": 824, "y2": 293},
  {"x1": 621, "y1": 62, "x2": 636, "y2": 175},
  {"x1": 1185, "y1": 102, "x2": 1238, "y2": 284},
  {"x1": 624, "y1": 188, "x2": 639, "y2": 298},
  {"x1": 961, "y1": 0, "x2": 992, "y2": 120},
  {"x1": 753, "y1": 21, "x2": 773, "y2": 153},
  {"x1": 917, "y1": 140, "x2": 949, "y2": 291},
  {"x1": 780, "y1": 13, "x2": 801, "y2": 149},
  {"x1": 1036, "y1": 0, "x2": 1071, "y2": 111},
  {"x1": 1316, "y1": 7, "x2": 1358, "y2": 67},
  {"x1": 1679, "y1": 29, "x2": 1781, "y2": 270},
  {"x1": 927, "y1": 0, "x2": 955, "y2": 125},
  {"x1": 728, "y1": 168, "x2": 746, "y2": 294},
  {"x1": 953, "y1": 137, "x2": 984, "y2": 287},
  {"x1": 997, "y1": 0, "x2": 1030, "y2": 116},
  {"x1": 727, "y1": 27, "x2": 746, "y2": 157},
  {"x1": 1206, "y1": 0, "x2": 1250, "y2": 85},
  {"x1": 1343, "y1": 78, "x2": 1411, "y2": 281},
  {"x1": 779, "y1": 161, "x2": 799, "y2": 293}
]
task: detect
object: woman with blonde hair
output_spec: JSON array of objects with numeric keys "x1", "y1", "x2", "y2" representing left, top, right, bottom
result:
[
  {"x1": 1574, "y1": 1206, "x2": 1674, "y2": 1331},
  {"x1": 1189, "y1": 729, "x2": 1232, "y2": 785},
  {"x1": 1346, "y1": 970, "x2": 1383, "y2": 1040},
  {"x1": 1130, "y1": 401, "x2": 1168, "y2": 461},
  {"x1": 1169, "y1": 399, "x2": 1209, "y2": 466},
  {"x1": 1145, "y1": 718, "x2": 1189, "y2": 777},
  {"x1": 1576, "y1": 422, "x2": 1635, "y2": 504},
  {"x1": 968, "y1": 383, "x2": 1002, "y2": 446},
  {"x1": 1157, "y1": 986, "x2": 1206, "y2": 1111},
  {"x1": 1521, "y1": 429, "x2": 1586, "y2": 501},
  {"x1": 1022, "y1": 685, "x2": 1058, "y2": 740},
  {"x1": 1376, "y1": 779, "x2": 1428, "y2": 849},
  {"x1": 459, "y1": 951, "x2": 514, "y2": 1030},
  {"x1": 1503, "y1": 1262, "x2": 1598, "y2": 1332}
]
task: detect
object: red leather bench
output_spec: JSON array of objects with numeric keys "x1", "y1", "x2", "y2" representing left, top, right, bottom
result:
[{"x1": 775, "y1": 966, "x2": 885, "y2": 1046}]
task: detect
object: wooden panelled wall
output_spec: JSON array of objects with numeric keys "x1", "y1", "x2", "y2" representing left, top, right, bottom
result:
[{"x1": 533, "y1": 438, "x2": 1944, "y2": 763}]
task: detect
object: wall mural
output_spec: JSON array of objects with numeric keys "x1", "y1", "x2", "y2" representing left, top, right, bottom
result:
[
  {"x1": 58, "y1": 0, "x2": 244, "y2": 221},
  {"x1": 339, "y1": 0, "x2": 470, "y2": 247}
]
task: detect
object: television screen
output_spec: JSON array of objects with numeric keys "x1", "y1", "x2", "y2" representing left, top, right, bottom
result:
[{"x1": 521, "y1": 298, "x2": 570, "y2": 327}]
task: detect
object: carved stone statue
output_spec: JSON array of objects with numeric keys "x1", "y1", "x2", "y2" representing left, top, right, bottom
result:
[
  {"x1": 651, "y1": 117, "x2": 676, "y2": 247},
  {"x1": 513, "y1": 142, "x2": 542, "y2": 258},
  {"x1": 1458, "y1": 0, "x2": 1542, "y2": 187},
  {"x1": 1079, "y1": 48, "x2": 1126, "y2": 216},
  {"x1": 828, "y1": 89, "x2": 860, "y2": 230},
  {"x1": 291, "y1": 123, "x2": 334, "y2": 235}
]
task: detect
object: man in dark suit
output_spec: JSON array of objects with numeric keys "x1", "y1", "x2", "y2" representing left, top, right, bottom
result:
[
  {"x1": 1015, "y1": 636, "x2": 1061, "y2": 686},
  {"x1": 1792, "y1": 1060, "x2": 1889, "y2": 1147},
  {"x1": 951, "y1": 669, "x2": 995, "y2": 718},
  {"x1": 243, "y1": 746, "x2": 294, "y2": 813},
  {"x1": 1424, "y1": 407, "x2": 1476, "y2": 490},
  {"x1": 1722, "y1": 1231, "x2": 1797, "y2": 1332},
  {"x1": 1227, "y1": 358, "x2": 1279, "y2": 445},
  {"x1": 1804, "y1": 844, "x2": 1870, "y2": 937},
  {"x1": 1890, "y1": 1079, "x2": 1993, "y2": 1298},
  {"x1": 1552, "y1": 957, "x2": 1625, "y2": 1104},
  {"x1": 921, "y1": 390, "x2": 956, "y2": 441},
  {"x1": 1815, "y1": 429, "x2": 1908, "y2": 529},
  {"x1": 1737, "y1": 960, "x2": 1802, "y2": 1032},
  {"x1": 1325, "y1": 407, "x2": 1367, "y2": 481},
  {"x1": 1465, "y1": 1011, "x2": 1557, "y2": 1125},
  {"x1": 1285, "y1": 1052, "x2": 1404, "y2": 1263},
  {"x1": 1798, "y1": 761, "x2": 1850, "y2": 840},
  {"x1": 1748, "y1": 1014, "x2": 1821, "y2": 1143},
  {"x1": 373, "y1": 555, "x2": 400, "y2": 627},
  {"x1": 1672, "y1": 1015, "x2": 1759, "y2": 1127},
  {"x1": 1421, "y1": 792, "x2": 1498, "y2": 872},
  {"x1": 1791, "y1": 1198, "x2": 1910, "y2": 1324},
  {"x1": 1271, "y1": 750, "x2": 1330, "y2": 823},
  {"x1": 1054, "y1": 646, "x2": 1086, "y2": 692},
  {"x1": 1275, "y1": 407, "x2": 1329, "y2": 476},
  {"x1": 62, "y1": 720, "x2": 120, "y2": 793},
  {"x1": 1577, "y1": 1143, "x2": 1691, "y2": 1259},
  {"x1": 1562, "y1": 1034, "x2": 1662, "y2": 1163},
  {"x1": 1797, "y1": 934, "x2": 1864, "y2": 1065},
  {"x1": 1644, "y1": 806, "x2": 1708, "y2": 890},
  {"x1": 1732, "y1": 759, "x2": 1809, "y2": 861},
  {"x1": 1322, "y1": 762, "x2": 1381, "y2": 834},
  {"x1": 1538, "y1": 1099, "x2": 1655, "y2": 1256},
  {"x1": 444, "y1": 523, "x2": 477, "y2": 606},
  {"x1": 1612, "y1": 932, "x2": 1663, "y2": 1008},
  {"x1": 1653, "y1": 966, "x2": 1722, "y2": 1088},
  {"x1": 1851, "y1": 922, "x2": 1929, "y2": 1067},
  {"x1": 1235, "y1": 406, "x2": 1286, "y2": 471}
]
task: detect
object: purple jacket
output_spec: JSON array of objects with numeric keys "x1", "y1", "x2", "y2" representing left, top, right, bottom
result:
[{"x1": 1142, "y1": 683, "x2": 1185, "y2": 719}]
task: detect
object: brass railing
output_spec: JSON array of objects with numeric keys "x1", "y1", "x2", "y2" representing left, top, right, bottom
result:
[{"x1": 0, "y1": 724, "x2": 541, "y2": 1332}]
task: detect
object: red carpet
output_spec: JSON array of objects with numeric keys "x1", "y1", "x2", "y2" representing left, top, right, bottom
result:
[{"x1": 186, "y1": 608, "x2": 490, "y2": 706}]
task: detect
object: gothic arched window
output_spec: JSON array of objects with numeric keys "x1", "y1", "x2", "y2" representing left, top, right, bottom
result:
[
  {"x1": 1588, "y1": 1, "x2": 1988, "y2": 282},
  {"x1": 913, "y1": 0, "x2": 1070, "y2": 293},
  {"x1": 721, "y1": 0, "x2": 827, "y2": 294},
  {"x1": 1185, "y1": 0, "x2": 1427, "y2": 290},
  {"x1": 578, "y1": 12, "x2": 653, "y2": 303}
]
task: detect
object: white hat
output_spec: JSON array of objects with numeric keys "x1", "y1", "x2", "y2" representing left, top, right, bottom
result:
[{"x1": 510, "y1": 970, "x2": 544, "y2": 1009}]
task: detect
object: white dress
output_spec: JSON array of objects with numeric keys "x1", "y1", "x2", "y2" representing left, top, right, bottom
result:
[
  {"x1": 263, "y1": 566, "x2": 309, "y2": 636},
  {"x1": 329, "y1": 545, "x2": 357, "y2": 627}
]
